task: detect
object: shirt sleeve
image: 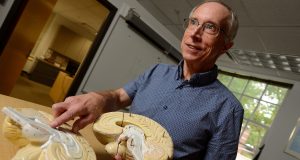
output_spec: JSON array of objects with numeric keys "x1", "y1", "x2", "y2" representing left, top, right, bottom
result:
[
  {"x1": 204, "y1": 106, "x2": 244, "y2": 160},
  {"x1": 123, "y1": 64, "x2": 159, "y2": 100}
]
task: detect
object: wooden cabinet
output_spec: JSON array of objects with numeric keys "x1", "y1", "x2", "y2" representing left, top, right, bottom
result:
[
  {"x1": 50, "y1": 26, "x2": 92, "y2": 63},
  {"x1": 29, "y1": 59, "x2": 61, "y2": 86},
  {"x1": 49, "y1": 71, "x2": 73, "y2": 102}
]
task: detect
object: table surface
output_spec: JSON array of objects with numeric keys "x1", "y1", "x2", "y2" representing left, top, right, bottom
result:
[{"x1": 0, "y1": 94, "x2": 112, "y2": 160}]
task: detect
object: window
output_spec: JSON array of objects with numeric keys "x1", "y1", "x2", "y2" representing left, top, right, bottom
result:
[{"x1": 218, "y1": 71, "x2": 291, "y2": 160}]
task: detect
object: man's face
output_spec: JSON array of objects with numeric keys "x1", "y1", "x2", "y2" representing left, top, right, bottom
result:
[{"x1": 181, "y1": 2, "x2": 233, "y2": 66}]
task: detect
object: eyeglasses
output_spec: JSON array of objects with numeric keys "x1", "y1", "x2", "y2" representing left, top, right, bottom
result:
[{"x1": 183, "y1": 18, "x2": 225, "y2": 37}]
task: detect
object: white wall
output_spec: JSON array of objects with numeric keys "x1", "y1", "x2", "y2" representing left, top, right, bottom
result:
[{"x1": 258, "y1": 82, "x2": 300, "y2": 160}]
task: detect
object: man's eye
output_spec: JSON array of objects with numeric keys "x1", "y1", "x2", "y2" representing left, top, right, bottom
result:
[
  {"x1": 204, "y1": 23, "x2": 217, "y2": 31},
  {"x1": 190, "y1": 19, "x2": 198, "y2": 25}
]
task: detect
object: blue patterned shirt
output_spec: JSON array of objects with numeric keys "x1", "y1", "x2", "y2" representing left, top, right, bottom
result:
[{"x1": 123, "y1": 61, "x2": 244, "y2": 159}]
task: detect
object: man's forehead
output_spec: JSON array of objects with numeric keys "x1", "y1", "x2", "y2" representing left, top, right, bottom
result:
[{"x1": 192, "y1": 2, "x2": 231, "y2": 19}]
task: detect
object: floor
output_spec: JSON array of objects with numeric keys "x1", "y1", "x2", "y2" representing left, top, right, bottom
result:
[{"x1": 10, "y1": 74, "x2": 54, "y2": 107}]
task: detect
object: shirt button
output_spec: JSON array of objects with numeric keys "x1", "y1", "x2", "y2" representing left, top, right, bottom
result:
[{"x1": 163, "y1": 105, "x2": 168, "y2": 110}]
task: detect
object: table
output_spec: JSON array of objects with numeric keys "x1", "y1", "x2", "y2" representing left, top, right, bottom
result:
[{"x1": 0, "y1": 94, "x2": 112, "y2": 160}]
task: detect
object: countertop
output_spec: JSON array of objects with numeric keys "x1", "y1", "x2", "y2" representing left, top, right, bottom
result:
[
  {"x1": 38, "y1": 58, "x2": 67, "y2": 72},
  {"x1": 0, "y1": 94, "x2": 112, "y2": 160}
]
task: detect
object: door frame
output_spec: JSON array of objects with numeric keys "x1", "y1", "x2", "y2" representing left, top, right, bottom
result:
[{"x1": 0, "y1": 0, "x2": 28, "y2": 55}]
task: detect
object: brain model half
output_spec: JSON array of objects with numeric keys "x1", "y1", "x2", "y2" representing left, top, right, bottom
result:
[
  {"x1": 93, "y1": 112, "x2": 173, "y2": 160},
  {"x1": 2, "y1": 107, "x2": 96, "y2": 160}
]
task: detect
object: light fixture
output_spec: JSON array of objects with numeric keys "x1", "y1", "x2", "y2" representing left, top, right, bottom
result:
[{"x1": 228, "y1": 49, "x2": 300, "y2": 74}]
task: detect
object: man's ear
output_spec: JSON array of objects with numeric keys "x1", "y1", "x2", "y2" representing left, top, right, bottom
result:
[{"x1": 222, "y1": 41, "x2": 233, "y2": 53}]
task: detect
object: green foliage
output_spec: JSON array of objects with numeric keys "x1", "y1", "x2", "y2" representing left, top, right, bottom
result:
[
  {"x1": 244, "y1": 81, "x2": 266, "y2": 99},
  {"x1": 253, "y1": 101, "x2": 278, "y2": 126},
  {"x1": 240, "y1": 96, "x2": 258, "y2": 119},
  {"x1": 262, "y1": 85, "x2": 288, "y2": 104},
  {"x1": 218, "y1": 74, "x2": 232, "y2": 86},
  {"x1": 228, "y1": 77, "x2": 248, "y2": 93}
]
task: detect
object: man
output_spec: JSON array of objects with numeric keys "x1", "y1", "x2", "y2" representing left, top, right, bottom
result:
[{"x1": 50, "y1": 1, "x2": 244, "y2": 159}]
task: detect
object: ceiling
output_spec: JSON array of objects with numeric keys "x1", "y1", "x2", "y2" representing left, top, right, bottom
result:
[{"x1": 136, "y1": 0, "x2": 300, "y2": 81}]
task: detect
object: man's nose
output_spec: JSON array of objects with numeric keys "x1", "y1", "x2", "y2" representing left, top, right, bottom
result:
[{"x1": 190, "y1": 26, "x2": 203, "y2": 39}]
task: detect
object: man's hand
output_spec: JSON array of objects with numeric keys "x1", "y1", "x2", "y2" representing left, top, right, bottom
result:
[
  {"x1": 50, "y1": 92, "x2": 108, "y2": 133},
  {"x1": 50, "y1": 89, "x2": 131, "y2": 133}
]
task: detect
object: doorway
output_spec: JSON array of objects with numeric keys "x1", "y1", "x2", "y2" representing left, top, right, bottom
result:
[{"x1": 0, "y1": 0, "x2": 117, "y2": 107}]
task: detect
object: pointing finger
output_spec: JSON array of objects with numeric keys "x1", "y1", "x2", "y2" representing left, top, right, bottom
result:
[{"x1": 50, "y1": 109, "x2": 77, "y2": 128}]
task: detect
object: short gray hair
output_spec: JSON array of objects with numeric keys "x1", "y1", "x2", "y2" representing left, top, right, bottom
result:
[{"x1": 189, "y1": 0, "x2": 239, "y2": 42}]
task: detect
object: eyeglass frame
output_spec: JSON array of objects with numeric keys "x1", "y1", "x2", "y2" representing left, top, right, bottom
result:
[{"x1": 183, "y1": 18, "x2": 228, "y2": 39}]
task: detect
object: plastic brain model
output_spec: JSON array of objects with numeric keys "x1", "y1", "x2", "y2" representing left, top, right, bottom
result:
[
  {"x1": 2, "y1": 107, "x2": 96, "y2": 160},
  {"x1": 93, "y1": 112, "x2": 173, "y2": 160}
]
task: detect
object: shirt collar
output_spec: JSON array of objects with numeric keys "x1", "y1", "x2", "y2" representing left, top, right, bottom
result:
[{"x1": 176, "y1": 60, "x2": 218, "y2": 87}]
